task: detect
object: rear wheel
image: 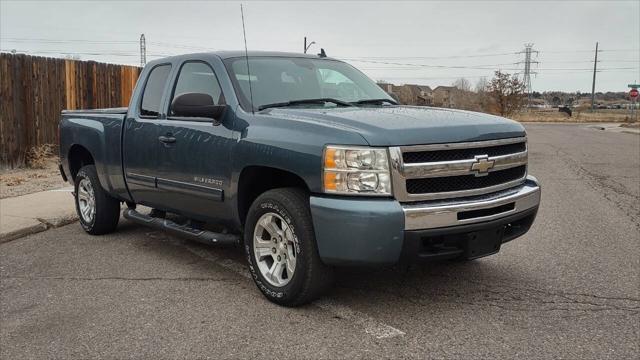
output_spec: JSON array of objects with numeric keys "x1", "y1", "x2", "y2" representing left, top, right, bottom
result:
[
  {"x1": 74, "y1": 165, "x2": 120, "y2": 235},
  {"x1": 244, "y1": 188, "x2": 333, "y2": 307}
]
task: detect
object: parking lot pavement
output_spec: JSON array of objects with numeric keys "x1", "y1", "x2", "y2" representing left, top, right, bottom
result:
[{"x1": 1, "y1": 124, "x2": 638, "y2": 359}]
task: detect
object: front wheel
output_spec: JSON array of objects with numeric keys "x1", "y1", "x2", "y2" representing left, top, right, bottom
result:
[
  {"x1": 244, "y1": 188, "x2": 333, "y2": 307},
  {"x1": 74, "y1": 165, "x2": 120, "y2": 235}
]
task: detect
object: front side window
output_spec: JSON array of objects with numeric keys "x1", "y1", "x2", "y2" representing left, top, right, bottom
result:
[
  {"x1": 223, "y1": 57, "x2": 393, "y2": 111},
  {"x1": 170, "y1": 61, "x2": 224, "y2": 116},
  {"x1": 140, "y1": 64, "x2": 171, "y2": 117}
]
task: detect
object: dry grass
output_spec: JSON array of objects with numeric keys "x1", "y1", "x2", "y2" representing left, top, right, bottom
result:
[
  {"x1": 25, "y1": 144, "x2": 57, "y2": 169},
  {"x1": 512, "y1": 109, "x2": 633, "y2": 123},
  {"x1": 1, "y1": 144, "x2": 65, "y2": 198},
  {"x1": 3, "y1": 176, "x2": 25, "y2": 186},
  {"x1": 0, "y1": 154, "x2": 68, "y2": 198}
]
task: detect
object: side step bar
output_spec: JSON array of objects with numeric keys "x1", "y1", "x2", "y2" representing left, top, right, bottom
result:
[{"x1": 123, "y1": 208, "x2": 240, "y2": 246}]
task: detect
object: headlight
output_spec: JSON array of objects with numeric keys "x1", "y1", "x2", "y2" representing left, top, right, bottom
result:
[{"x1": 323, "y1": 145, "x2": 391, "y2": 195}]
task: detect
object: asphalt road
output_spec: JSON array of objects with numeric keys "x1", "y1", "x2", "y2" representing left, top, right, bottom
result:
[{"x1": 1, "y1": 124, "x2": 639, "y2": 359}]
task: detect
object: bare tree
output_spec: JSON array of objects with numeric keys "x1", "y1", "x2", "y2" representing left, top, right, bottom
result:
[
  {"x1": 474, "y1": 77, "x2": 491, "y2": 112},
  {"x1": 453, "y1": 78, "x2": 471, "y2": 91},
  {"x1": 487, "y1": 71, "x2": 526, "y2": 116},
  {"x1": 475, "y1": 77, "x2": 489, "y2": 93}
]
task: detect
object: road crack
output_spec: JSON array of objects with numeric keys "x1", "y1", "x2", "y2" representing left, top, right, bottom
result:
[
  {"x1": 545, "y1": 143, "x2": 640, "y2": 229},
  {"x1": 339, "y1": 274, "x2": 640, "y2": 315},
  {"x1": 1, "y1": 275, "x2": 238, "y2": 283}
]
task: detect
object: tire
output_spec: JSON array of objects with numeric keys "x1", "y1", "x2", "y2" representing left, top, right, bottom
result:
[
  {"x1": 74, "y1": 165, "x2": 120, "y2": 235},
  {"x1": 244, "y1": 188, "x2": 333, "y2": 307}
]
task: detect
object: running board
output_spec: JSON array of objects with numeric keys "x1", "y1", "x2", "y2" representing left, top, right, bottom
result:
[{"x1": 123, "y1": 208, "x2": 240, "y2": 246}]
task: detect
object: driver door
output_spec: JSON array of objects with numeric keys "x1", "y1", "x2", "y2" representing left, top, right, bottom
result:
[{"x1": 154, "y1": 60, "x2": 235, "y2": 222}]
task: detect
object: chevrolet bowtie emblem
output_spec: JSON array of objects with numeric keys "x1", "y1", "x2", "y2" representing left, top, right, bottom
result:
[{"x1": 471, "y1": 155, "x2": 495, "y2": 176}]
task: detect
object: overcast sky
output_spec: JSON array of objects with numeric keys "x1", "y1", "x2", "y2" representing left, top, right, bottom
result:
[{"x1": 1, "y1": 0, "x2": 638, "y2": 92}]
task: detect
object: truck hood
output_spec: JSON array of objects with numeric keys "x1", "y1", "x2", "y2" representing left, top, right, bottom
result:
[{"x1": 264, "y1": 106, "x2": 526, "y2": 146}]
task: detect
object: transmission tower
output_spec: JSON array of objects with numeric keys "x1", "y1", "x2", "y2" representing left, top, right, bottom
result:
[
  {"x1": 517, "y1": 43, "x2": 539, "y2": 106},
  {"x1": 139, "y1": 34, "x2": 146, "y2": 67}
]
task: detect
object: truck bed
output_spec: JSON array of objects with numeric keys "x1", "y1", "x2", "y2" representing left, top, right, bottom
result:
[
  {"x1": 59, "y1": 108, "x2": 130, "y2": 202},
  {"x1": 61, "y1": 107, "x2": 128, "y2": 115}
]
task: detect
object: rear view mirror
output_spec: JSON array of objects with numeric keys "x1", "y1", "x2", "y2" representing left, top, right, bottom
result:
[{"x1": 171, "y1": 93, "x2": 226, "y2": 120}]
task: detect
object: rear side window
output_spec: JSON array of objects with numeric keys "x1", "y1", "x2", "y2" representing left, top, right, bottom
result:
[
  {"x1": 140, "y1": 64, "x2": 171, "y2": 117},
  {"x1": 170, "y1": 61, "x2": 224, "y2": 116}
]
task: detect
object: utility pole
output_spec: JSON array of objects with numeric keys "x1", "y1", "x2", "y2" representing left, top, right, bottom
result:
[
  {"x1": 140, "y1": 34, "x2": 146, "y2": 67},
  {"x1": 590, "y1": 42, "x2": 599, "y2": 111},
  {"x1": 517, "y1": 43, "x2": 538, "y2": 108}
]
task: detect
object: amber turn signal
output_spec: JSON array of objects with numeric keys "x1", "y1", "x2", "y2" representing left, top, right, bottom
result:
[{"x1": 323, "y1": 171, "x2": 337, "y2": 191}]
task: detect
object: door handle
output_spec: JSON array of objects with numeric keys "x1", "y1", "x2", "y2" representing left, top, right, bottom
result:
[{"x1": 158, "y1": 135, "x2": 176, "y2": 144}]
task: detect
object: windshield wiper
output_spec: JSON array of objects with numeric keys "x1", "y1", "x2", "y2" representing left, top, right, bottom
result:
[
  {"x1": 351, "y1": 98, "x2": 398, "y2": 106},
  {"x1": 258, "y1": 98, "x2": 354, "y2": 111}
]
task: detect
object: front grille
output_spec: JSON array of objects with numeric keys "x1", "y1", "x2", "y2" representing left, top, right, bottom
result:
[
  {"x1": 403, "y1": 141, "x2": 526, "y2": 163},
  {"x1": 406, "y1": 166, "x2": 527, "y2": 194},
  {"x1": 391, "y1": 137, "x2": 529, "y2": 201}
]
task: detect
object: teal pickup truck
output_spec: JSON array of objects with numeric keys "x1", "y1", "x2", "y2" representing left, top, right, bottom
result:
[{"x1": 59, "y1": 51, "x2": 541, "y2": 306}]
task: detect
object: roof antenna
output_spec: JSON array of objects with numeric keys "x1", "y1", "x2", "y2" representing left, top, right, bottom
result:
[
  {"x1": 240, "y1": 4, "x2": 255, "y2": 114},
  {"x1": 318, "y1": 48, "x2": 327, "y2": 58}
]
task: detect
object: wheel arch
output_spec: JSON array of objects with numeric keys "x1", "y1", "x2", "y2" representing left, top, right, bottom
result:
[
  {"x1": 236, "y1": 165, "x2": 310, "y2": 227},
  {"x1": 68, "y1": 144, "x2": 95, "y2": 181}
]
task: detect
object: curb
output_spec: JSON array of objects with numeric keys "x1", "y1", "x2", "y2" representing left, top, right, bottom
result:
[
  {"x1": 0, "y1": 216, "x2": 78, "y2": 244},
  {"x1": 620, "y1": 129, "x2": 640, "y2": 135},
  {"x1": 0, "y1": 214, "x2": 78, "y2": 244},
  {"x1": 0, "y1": 187, "x2": 78, "y2": 244},
  {"x1": 0, "y1": 222, "x2": 49, "y2": 244}
]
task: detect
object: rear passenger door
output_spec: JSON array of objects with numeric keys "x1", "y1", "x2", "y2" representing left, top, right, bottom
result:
[
  {"x1": 154, "y1": 60, "x2": 236, "y2": 222},
  {"x1": 123, "y1": 63, "x2": 172, "y2": 208}
]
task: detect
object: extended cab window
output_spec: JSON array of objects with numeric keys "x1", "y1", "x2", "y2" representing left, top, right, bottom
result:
[
  {"x1": 140, "y1": 64, "x2": 171, "y2": 117},
  {"x1": 170, "y1": 61, "x2": 224, "y2": 116}
]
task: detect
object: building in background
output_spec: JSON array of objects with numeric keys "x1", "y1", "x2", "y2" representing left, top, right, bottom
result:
[{"x1": 432, "y1": 86, "x2": 456, "y2": 108}]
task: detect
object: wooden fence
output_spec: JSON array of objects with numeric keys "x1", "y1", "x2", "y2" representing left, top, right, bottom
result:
[{"x1": 0, "y1": 53, "x2": 141, "y2": 168}]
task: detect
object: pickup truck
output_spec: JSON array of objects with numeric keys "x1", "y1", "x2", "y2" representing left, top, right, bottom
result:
[{"x1": 59, "y1": 51, "x2": 541, "y2": 306}]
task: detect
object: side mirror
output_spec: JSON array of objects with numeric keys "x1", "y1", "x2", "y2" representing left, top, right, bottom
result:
[{"x1": 171, "y1": 93, "x2": 226, "y2": 120}]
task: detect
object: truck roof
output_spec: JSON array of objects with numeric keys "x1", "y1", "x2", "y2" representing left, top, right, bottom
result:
[{"x1": 149, "y1": 51, "x2": 338, "y2": 64}]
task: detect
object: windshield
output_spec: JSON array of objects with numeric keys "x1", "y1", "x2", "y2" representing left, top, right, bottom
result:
[{"x1": 223, "y1": 56, "x2": 394, "y2": 112}]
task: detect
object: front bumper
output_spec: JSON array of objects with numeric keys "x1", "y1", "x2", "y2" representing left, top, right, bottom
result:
[
  {"x1": 310, "y1": 176, "x2": 540, "y2": 266},
  {"x1": 403, "y1": 176, "x2": 540, "y2": 231}
]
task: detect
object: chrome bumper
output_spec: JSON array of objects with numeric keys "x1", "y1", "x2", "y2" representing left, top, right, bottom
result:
[{"x1": 402, "y1": 176, "x2": 541, "y2": 230}]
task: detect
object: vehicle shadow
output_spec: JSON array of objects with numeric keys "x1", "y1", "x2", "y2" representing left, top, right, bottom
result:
[
  {"x1": 329, "y1": 259, "x2": 547, "y2": 311},
  {"x1": 116, "y1": 220, "x2": 548, "y2": 311}
]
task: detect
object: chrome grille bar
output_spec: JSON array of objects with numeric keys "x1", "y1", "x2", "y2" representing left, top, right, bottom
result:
[
  {"x1": 390, "y1": 137, "x2": 528, "y2": 202},
  {"x1": 398, "y1": 136, "x2": 526, "y2": 152},
  {"x1": 402, "y1": 151, "x2": 527, "y2": 179}
]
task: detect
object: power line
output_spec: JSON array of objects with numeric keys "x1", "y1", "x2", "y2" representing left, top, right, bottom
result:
[
  {"x1": 339, "y1": 52, "x2": 519, "y2": 60},
  {"x1": 3, "y1": 36, "x2": 639, "y2": 55},
  {"x1": 0, "y1": 37, "x2": 138, "y2": 44},
  {"x1": 338, "y1": 49, "x2": 639, "y2": 60},
  {"x1": 2, "y1": 48, "x2": 636, "y2": 73},
  {"x1": 346, "y1": 58, "x2": 636, "y2": 71},
  {"x1": 147, "y1": 41, "x2": 216, "y2": 51},
  {"x1": 0, "y1": 49, "x2": 169, "y2": 57},
  {"x1": 5, "y1": 48, "x2": 632, "y2": 73},
  {"x1": 343, "y1": 58, "x2": 513, "y2": 70},
  {"x1": 541, "y1": 48, "x2": 639, "y2": 53}
]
